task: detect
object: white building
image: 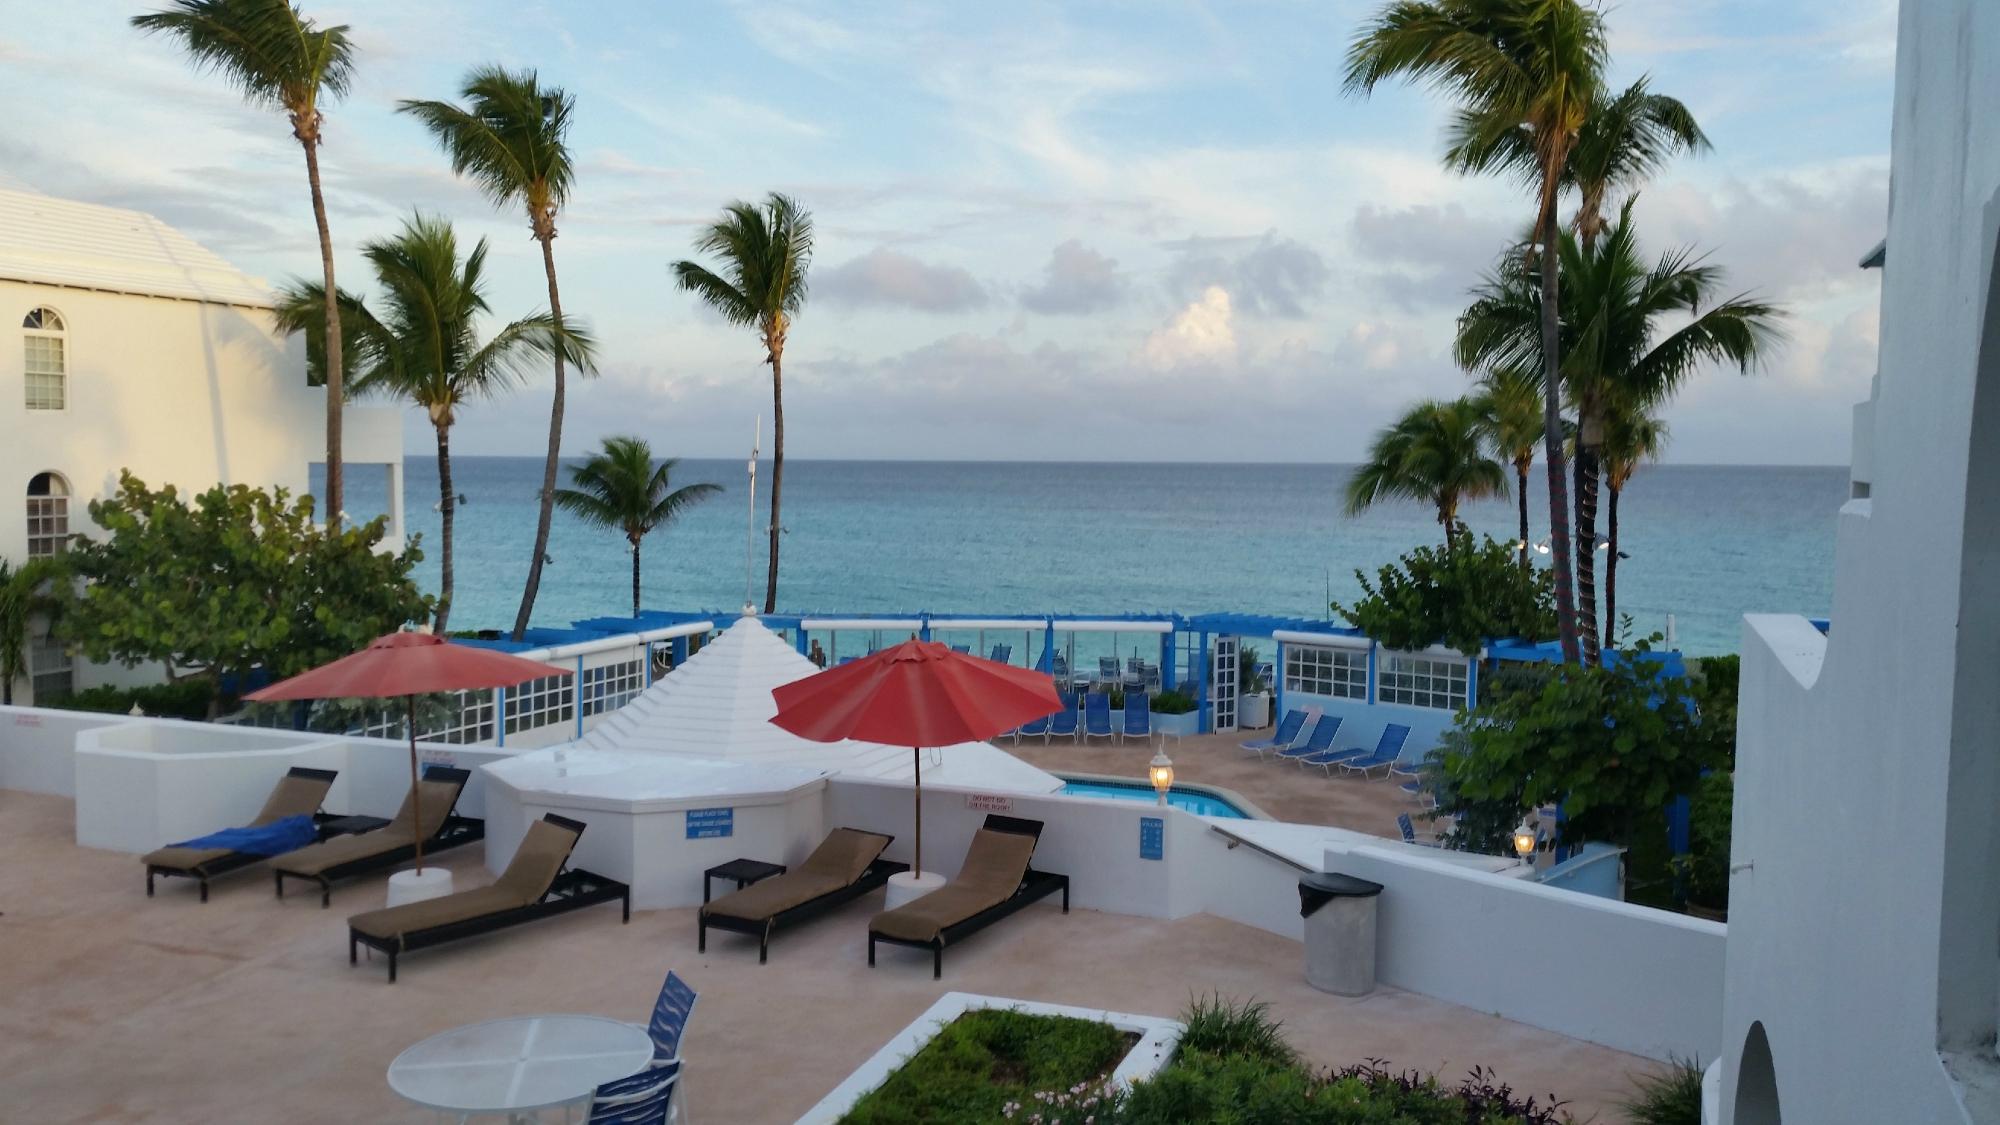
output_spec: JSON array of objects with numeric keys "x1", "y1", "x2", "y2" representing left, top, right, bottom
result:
[
  {"x1": 1720, "y1": 1, "x2": 2000, "y2": 1120},
  {"x1": 0, "y1": 187, "x2": 403, "y2": 704}
]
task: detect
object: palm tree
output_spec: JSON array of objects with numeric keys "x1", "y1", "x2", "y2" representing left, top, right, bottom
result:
[
  {"x1": 1457, "y1": 200, "x2": 1783, "y2": 650},
  {"x1": 1346, "y1": 397, "x2": 1509, "y2": 550},
  {"x1": 133, "y1": 0, "x2": 355, "y2": 525},
  {"x1": 399, "y1": 67, "x2": 580, "y2": 642},
  {"x1": 0, "y1": 558, "x2": 63, "y2": 706},
  {"x1": 1601, "y1": 406, "x2": 1668, "y2": 650},
  {"x1": 275, "y1": 214, "x2": 594, "y2": 633},
  {"x1": 671, "y1": 194, "x2": 815, "y2": 613},
  {"x1": 1444, "y1": 75, "x2": 1708, "y2": 661},
  {"x1": 1346, "y1": 0, "x2": 1608, "y2": 664},
  {"x1": 1472, "y1": 366, "x2": 1544, "y2": 567},
  {"x1": 555, "y1": 438, "x2": 723, "y2": 617}
]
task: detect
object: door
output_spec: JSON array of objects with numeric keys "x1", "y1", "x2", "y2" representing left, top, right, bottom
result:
[{"x1": 1211, "y1": 635, "x2": 1239, "y2": 733}]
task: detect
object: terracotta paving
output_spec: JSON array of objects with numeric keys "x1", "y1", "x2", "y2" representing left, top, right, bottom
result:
[{"x1": 0, "y1": 790, "x2": 1651, "y2": 1124}]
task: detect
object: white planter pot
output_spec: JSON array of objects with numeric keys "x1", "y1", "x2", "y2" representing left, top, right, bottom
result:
[
  {"x1": 1151, "y1": 710, "x2": 1199, "y2": 737},
  {"x1": 1241, "y1": 692, "x2": 1272, "y2": 729}
]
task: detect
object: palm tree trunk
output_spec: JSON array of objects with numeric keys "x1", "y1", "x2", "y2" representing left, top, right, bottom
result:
[
  {"x1": 513, "y1": 233, "x2": 567, "y2": 641},
  {"x1": 1515, "y1": 459, "x2": 1531, "y2": 569},
  {"x1": 765, "y1": 345, "x2": 785, "y2": 614},
  {"x1": 1574, "y1": 441, "x2": 1602, "y2": 665},
  {"x1": 631, "y1": 537, "x2": 642, "y2": 618},
  {"x1": 1605, "y1": 482, "x2": 1621, "y2": 651},
  {"x1": 301, "y1": 138, "x2": 343, "y2": 527},
  {"x1": 1535, "y1": 169, "x2": 1581, "y2": 665},
  {"x1": 434, "y1": 423, "x2": 455, "y2": 634}
]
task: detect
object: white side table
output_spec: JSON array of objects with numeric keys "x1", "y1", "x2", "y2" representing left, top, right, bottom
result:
[{"x1": 388, "y1": 1014, "x2": 654, "y2": 1123}]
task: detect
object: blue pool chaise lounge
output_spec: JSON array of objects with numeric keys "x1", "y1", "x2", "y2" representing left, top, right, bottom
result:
[
  {"x1": 1336, "y1": 724, "x2": 1414, "y2": 778},
  {"x1": 1081, "y1": 692, "x2": 1115, "y2": 744},
  {"x1": 1240, "y1": 708, "x2": 1309, "y2": 758},
  {"x1": 1276, "y1": 714, "x2": 1344, "y2": 764},
  {"x1": 1045, "y1": 694, "x2": 1079, "y2": 742}
]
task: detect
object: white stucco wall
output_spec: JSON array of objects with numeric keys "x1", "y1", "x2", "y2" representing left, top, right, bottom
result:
[
  {"x1": 1718, "y1": 2, "x2": 2000, "y2": 1120},
  {"x1": 0, "y1": 280, "x2": 404, "y2": 705}
]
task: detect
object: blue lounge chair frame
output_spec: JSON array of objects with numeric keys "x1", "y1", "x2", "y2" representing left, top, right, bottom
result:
[
  {"x1": 1081, "y1": 692, "x2": 1115, "y2": 744},
  {"x1": 1045, "y1": 695, "x2": 1079, "y2": 742},
  {"x1": 1119, "y1": 692, "x2": 1151, "y2": 745},
  {"x1": 1240, "y1": 709, "x2": 1308, "y2": 758},
  {"x1": 1277, "y1": 715, "x2": 1344, "y2": 764},
  {"x1": 1397, "y1": 812, "x2": 1443, "y2": 848},
  {"x1": 1338, "y1": 724, "x2": 1413, "y2": 777}
]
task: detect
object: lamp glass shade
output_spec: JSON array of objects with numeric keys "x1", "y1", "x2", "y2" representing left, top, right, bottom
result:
[
  {"x1": 1148, "y1": 751, "x2": 1174, "y2": 794},
  {"x1": 1512, "y1": 823, "x2": 1537, "y2": 859}
]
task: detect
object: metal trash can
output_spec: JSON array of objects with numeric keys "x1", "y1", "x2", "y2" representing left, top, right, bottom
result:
[{"x1": 1298, "y1": 871, "x2": 1384, "y2": 996}]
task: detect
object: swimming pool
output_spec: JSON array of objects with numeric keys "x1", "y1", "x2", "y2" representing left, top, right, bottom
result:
[{"x1": 1058, "y1": 777, "x2": 1252, "y2": 819}]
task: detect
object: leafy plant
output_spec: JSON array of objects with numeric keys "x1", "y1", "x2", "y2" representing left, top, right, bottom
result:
[
  {"x1": 1619, "y1": 1056, "x2": 1704, "y2": 1125},
  {"x1": 839, "y1": 1008, "x2": 1129, "y2": 1125},
  {"x1": 1335, "y1": 528, "x2": 1556, "y2": 655},
  {"x1": 0, "y1": 556, "x2": 63, "y2": 705},
  {"x1": 1676, "y1": 771, "x2": 1733, "y2": 911},
  {"x1": 1238, "y1": 645, "x2": 1267, "y2": 694},
  {"x1": 556, "y1": 436, "x2": 721, "y2": 617},
  {"x1": 1442, "y1": 638, "x2": 1720, "y2": 850},
  {"x1": 1149, "y1": 689, "x2": 1198, "y2": 716},
  {"x1": 1177, "y1": 994, "x2": 1296, "y2": 1066},
  {"x1": 55, "y1": 680, "x2": 219, "y2": 720},
  {"x1": 57, "y1": 473, "x2": 430, "y2": 715}
]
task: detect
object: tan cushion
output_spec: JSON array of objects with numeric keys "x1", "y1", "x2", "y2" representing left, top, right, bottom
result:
[
  {"x1": 277, "y1": 776, "x2": 462, "y2": 877},
  {"x1": 868, "y1": 829, "x2": 1038, "y2": 943},
  {"x1": 700, "y1": 871, "x2": 848, "y2": 923},
  {"x1": 382, "y1": 778, "x2": 464, "y2": 839},
  {"x1": 142, "y1": 844, "x2": 234, "y2": 872},
  {"x1": 348, "y1": 887, "x2": 522, "y2": 944},
  {"x1": 795, "y1": 828, "x2": 893, "y2": 885},
  {"x1": 491, "y1": 819, "x2": 578, "y2": 904},
  {"x1": 255, "y1": 772, "x2": 334, "y2": 824}
]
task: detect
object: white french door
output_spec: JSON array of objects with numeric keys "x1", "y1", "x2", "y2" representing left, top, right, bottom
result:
[{"x1": 1211, "y1": 635, "x2": 1239, "y2": 733}]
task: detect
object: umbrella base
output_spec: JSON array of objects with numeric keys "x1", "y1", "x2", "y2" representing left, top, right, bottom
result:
[
  {"x1": 386, "y1": 867, "x2": 454, "y2": 908},
  {"x1": 882, "y1": 870, "x2": 947, "y2": 911}
]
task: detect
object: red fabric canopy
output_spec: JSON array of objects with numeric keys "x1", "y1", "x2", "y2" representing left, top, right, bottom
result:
[
  {"x1": 769, "y1": 639, "x2": 1063, "y2": 747},
  {"x1": 244, "y1": 631, "x2": 568, "y2": 702}
]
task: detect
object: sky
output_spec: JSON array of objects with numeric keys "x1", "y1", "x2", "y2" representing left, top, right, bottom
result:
[{"x1": 0, "y1": 0, "x2": 1897, "y2": 463}]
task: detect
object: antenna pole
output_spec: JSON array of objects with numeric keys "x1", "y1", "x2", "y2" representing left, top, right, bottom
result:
[{"x1": 745, "y1": 416, "x2": 760, "y2": 613}]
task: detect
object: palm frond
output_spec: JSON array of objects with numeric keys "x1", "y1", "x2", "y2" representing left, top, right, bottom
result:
[
  {"x1": 132, "y1": 0, "x2": 352, "y2": 115},
  {"x1": 397, "y1": 65, "x2": 573, "y2": 218}
]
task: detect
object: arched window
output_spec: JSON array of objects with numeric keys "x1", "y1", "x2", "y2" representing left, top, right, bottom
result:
[
  {"x1": 26, "y1": 472, "x2": 69, "y2": 557},
  {"x1": 22, "y1": 306, "x2": 66, "y2": 410}
]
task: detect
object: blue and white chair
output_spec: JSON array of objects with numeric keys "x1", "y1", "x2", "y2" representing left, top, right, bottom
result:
[
  {"x1": 1277, "y1": 715, "x2": 1344, "y2": 765},
  {"x1": 646, "y1": 970, "x2": 697, "y2": 1063},
  {"x1": 1045, "y1": 695, "x2": 1079, "y2": 742},
  {"x1": 949, "y1": 644, "x2": 971, "y2": 654},
  {"x1": 989, "y1": 643, "x2": 1012, "y2": 664},
  {"x1": 1013, "y1": 713, "x2": 1050, "y2": 744},
  {"x1": 1119, "y1": 691, "x2": 1151, "y2": 746},
  {"x1": 1082, "y1": 692, "x2": 1115, "y2": 744},
  {"x1": 586, "y1": 1059, "x2": 682, "y2": 1124},
  {"x1": 1397, "y1": 813, "x2": 1443, "y2": 849},
  {"x1": 1240, "y1": 709, "x2": 1308, "y2": 758},
  {"x1": 1338, "y1": 724, "x2": 1413, "y2": 778}
]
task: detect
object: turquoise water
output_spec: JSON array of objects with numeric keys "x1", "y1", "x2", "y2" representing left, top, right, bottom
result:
[
  {"x1": 342, "y1": 457, "x2": 1845, "y2": 656},
  {"x1": 1058, "y1": 777, "x2": 1251, "y2": 818}
]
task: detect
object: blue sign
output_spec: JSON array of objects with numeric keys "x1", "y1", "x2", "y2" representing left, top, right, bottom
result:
[
  {"x1": 1139, "y1": 816, "x2": 1164, "y2": 861},
  {"x1": 686, "y1": 807, "x2": 734, "y2": 839}
]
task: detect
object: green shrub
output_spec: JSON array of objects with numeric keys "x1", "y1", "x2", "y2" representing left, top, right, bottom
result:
[
  {"x1": 1619, "y1": 1056, "x2": 1703, "y2": 1125},
  {"x1": 57, "y1": 680, "x2": 219, "y2": 720},
  {"x1": 1335, "y1": 528, "x2": 1556, "y2": 655},
  {"x1": 1176, "y1": 994, "x2": 1296, "y2": 1065},
  {"x1": 1677, "y1": 772, "x2": 1733, "y2": 911},
  {"x1": 838, "y1": 1008, "x2": 1127, "y2": 1124},
  {"x1": 1150, "y1": 689, "x2": 1198, "y2": 715}
]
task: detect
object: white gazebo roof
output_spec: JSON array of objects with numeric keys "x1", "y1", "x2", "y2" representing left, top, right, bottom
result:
[
  {"x1": 0, "y1": 187, "x2": 274, "y2": 308},
  {"x1": 572, "y1": 615, "x2": 1064, "y2": 794}
]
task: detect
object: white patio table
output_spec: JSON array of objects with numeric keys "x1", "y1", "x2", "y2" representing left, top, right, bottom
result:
[{"x1": 387, "y1": 1014, "x2": 653, "y2": 1123}]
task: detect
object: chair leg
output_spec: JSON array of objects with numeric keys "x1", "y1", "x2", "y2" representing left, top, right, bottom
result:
[
  {"x1": 349, "y1": 934, "x2": 357, "y2": 965},
  {"x1": 146, "y1": 870, "x2": 155, "y2": 897},
  {"x1": 274, "y1": 870, "x2": 284, "y2": 899},
  {"x1": 320, "y1": 880, "x2": 331, "y2": 909},
  {"x1": 198, "y1": 878, "x2": 209, "y2": 904},
  {"x1": 867, "y1": 935, "x2": 876, "y2": 967},
  {"x1": 388, "y1": 951, "x2": 398, "y2": 983},
  {"x1": 622, "y1": 891, "x2": 631, "y2": 924},
  {"x1": 932, "y1": 946, "x2": 942, "y2": 980},
  {"x1": 698, "y1": 917, "x2": 707, "y2": 953}
]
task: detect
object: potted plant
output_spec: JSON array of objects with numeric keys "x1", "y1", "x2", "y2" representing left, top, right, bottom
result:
[
  {"x1": 1238, "y1": 644, "x2": 1272, "y2": 729},
  {"x1": 1149, "y1": 688, "x2": 1200, "y2": 737}
]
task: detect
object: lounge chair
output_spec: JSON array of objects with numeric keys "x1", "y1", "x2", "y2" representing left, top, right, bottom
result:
[
  {"x1": 1277, "y1": 715, "x2": 1344, "y2": 765},
  {"x1": 699, "y1": 828, "x2": 906, "y2": 963},
  {"x1": 1013, "y1": 713, "x2": 1050, "y2": 744},
  {"x1": 272, "y1": 766, "x2": 482, "y2": 907},
  {"x1": 1240, "y1": 709, "x2": 1308, "y2": 758},
  {"x1": 1119, "y1": 691, "x2": 1151, "y2": 746},
  {"x1": 1045, "y1": 695, "x2": 1079, "y2": 742},
  {"x1": 1096, "y1": 656, "x2": 1120, "y2": 687},
  {"x1": 1398, "y1": 812, "x2": 1443, "y2": 848},
  {"x1": 1081, "y1": 692, "x2": 1115, "y2": 744},
  {"x1": 867, "y1": 815, "x2": 1070, "y2": 979},
  {"x1": 1337, "y1": 724, "x2": 1413, "y2": 777},
  {"x1": 988, "y1": 643, "x2": 1011, "y2": 664},
  {"x1": 1399, "y1": 780, "x2": 1438, "y2": 809},
  {"x1": 587, "y1": 1059, "x2": 683, "y2": 1125},
  {"x1": 950, "y1": 644, "x2": 971, "y2": 654},
  {"x1": 143, "y1": 766, "x2": 338, "y2": 902},
  {"x1": 347, "y1": 812, "x2": 629, "y2": 982},
  {"x1": 642, "y1": 970, "x2": 697, "y2": 1064}
]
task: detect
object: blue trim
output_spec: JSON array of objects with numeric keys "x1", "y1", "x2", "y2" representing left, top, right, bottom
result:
[
  {"x1": 576, "y1": 656, "x2": 586, "y2": 737},
  {"x1": 1195, "y1": 631, "x2": 1211, "y2": 734},
  {"x1": 1272, "y1": 640, "x2": 1285, "y2": 725},
  {"x1": 1366, "y1": 644, "x2": 1378, "y2": 704}
]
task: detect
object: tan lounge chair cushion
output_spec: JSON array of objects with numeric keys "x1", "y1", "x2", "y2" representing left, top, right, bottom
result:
[
  {"x1": 491, "y1": 819, "x2": 581, "y2": 904},
  {"x1": 143, "y1": 770, "x2": 336, "y2": 872},
  {"x1": 348, "y1": 887, "x2": 522, "y2": 944},
  {"x1": 869, "y1": 828, "x2": 1038, "y2": 944},
  {"x1": 273, "y1": 777, "x2": 462, "y2": 877},
  {"x1": 701, "y1": 828, "x2": 892, "y2": 923}
]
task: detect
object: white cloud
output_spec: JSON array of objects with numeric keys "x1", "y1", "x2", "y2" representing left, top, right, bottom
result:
[
  {"x1": 817, "y1": 247, "x2": 988, "y2": 312},
  {"x1": 1141, "y1": 286, "x2": 1236, "y2": 370},
  {"x1": 1020, "y1": 239, "x2": 1126, "y2": 315}
]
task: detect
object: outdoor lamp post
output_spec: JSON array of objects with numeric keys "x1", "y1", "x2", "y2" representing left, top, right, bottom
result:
[
  {"x1": 1512, "y1": 820, "x2": 1538, "y2": 868},
  {"x1": 1148, "y1": 749, "x2": 1175, "y2": 806}
]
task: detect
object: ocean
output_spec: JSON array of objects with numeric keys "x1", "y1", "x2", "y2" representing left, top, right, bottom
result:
[{"x1": 352, "y1": 457, "x2": 1845, "y2": 657}]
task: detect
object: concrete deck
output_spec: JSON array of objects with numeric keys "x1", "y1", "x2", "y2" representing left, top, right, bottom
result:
[
  {"x1": 1, "y1": 790, "x2": 1651, "y2": 1123},
  {"x1": 1010, "y1": 728, "x2": 1430, "y2": 834}
]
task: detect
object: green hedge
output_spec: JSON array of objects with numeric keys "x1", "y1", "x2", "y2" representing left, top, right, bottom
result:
[{"x1": 54, "y1": 680, "x2": 220, "y2": 721}]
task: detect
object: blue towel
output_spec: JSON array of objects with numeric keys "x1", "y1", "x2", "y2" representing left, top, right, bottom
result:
[{"x1": 168, "y1": 814, "x2": 317, "y2": 855}]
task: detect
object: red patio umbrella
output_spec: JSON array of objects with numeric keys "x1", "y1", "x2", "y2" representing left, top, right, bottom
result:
[
  {"x1": 769, "y1": 639, "x2": 1063, "y2": 877},
  {"x1": 246, "y1": 631, "x2": 566, "y2": 870}
]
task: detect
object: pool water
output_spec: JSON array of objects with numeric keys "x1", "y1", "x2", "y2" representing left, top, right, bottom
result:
[{"x1": 1058, "y1": 778, "x2": 1251, "y2": 819}]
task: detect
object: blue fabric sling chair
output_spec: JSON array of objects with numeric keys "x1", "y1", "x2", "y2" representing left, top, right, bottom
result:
[
  {"x1": 1240, "y1": 709, "x2": 1308, "y2": 758},
  {"x1": 1276, "y1": 714, "x2": 1344, "y2": 764}
]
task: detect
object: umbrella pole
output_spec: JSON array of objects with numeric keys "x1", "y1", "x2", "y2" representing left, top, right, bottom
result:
[
  {"x1": 912, "y1": 745, "x2": 922, "y2": 880},
  {"x1": 408, "y1": 695, "x2": 424, "y2": 873}
]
